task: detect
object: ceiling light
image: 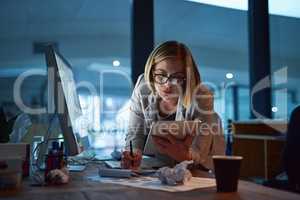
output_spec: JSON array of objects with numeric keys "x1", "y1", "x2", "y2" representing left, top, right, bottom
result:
[
  {"x1": 113, "y1": 60, "x2": 120, "y2": 67},
  {"x1": 226, "y1": 73, "x2": 234, "y2": 79},
  {"x1": 272, "y1": 106, "x2": 278, "y2": 113}
]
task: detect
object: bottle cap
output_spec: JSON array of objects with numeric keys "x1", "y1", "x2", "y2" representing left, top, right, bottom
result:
[{"x1": 52, "y1": 141, "x2": 59, "y2": 150}]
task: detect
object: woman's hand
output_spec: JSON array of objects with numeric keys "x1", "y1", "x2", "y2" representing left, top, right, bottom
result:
[
  {"x1": 121, "y1": 149, "x2": 142, "y2": 170},
  {"x1": 152, "y1": 134, "x2": 194, "y2": 162}
]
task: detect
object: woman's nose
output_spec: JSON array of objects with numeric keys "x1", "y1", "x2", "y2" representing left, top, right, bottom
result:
[{"x1": 164, "y1": 81, "x2": 173, "y2": 89}]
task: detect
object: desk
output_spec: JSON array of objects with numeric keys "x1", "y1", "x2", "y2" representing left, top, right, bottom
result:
[
  {"x1": 2, "y1": 164, "x2": 299, "y2": 200},
  {"x1": 233, "y1": 134, "x2": 285, "y2": 180}
]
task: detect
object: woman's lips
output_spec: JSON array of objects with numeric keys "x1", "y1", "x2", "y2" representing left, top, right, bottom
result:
[{"x1": 162, "y1": 90, "x2": 172, "y2": 95}]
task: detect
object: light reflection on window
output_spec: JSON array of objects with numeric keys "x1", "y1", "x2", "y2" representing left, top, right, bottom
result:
[
  {"x1": 77, "y1": 94, "x2": 129, "y2": 149},
  {"x1": 186, "y1": 0, "x2": 300, "y2": 18}
]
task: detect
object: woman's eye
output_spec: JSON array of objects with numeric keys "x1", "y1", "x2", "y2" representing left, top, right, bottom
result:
[{"x1": 156, "y1": 74, "x2": 167, "y2": 80}]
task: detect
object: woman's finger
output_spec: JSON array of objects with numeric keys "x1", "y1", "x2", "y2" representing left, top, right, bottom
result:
[
  {"x1": 121, "y1": 156, "x2": 131, "y2": 169},
  {"x1": 184, "y1": 134, "x2": 194, "y2": 146},
  {"x1": 133, "y1": 152, "x2": 142, "y2": 161},
  {"x1": 165, "y1": 134, "x2": 177, "y2": 145},
  {"x1": 121, "y1": 151, "x2": 142, "y2": 169}
]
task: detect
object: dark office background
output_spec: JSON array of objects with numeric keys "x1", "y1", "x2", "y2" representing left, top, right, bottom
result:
[{"x1": 0, "y1": 0, "x2": 299, "y2": 148}]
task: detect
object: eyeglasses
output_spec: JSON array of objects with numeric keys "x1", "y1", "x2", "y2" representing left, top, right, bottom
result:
[{"x1": 153, "y1": 73, "x2": 186, "y2": 85}]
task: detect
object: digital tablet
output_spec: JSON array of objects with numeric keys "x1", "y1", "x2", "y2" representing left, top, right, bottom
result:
[
  {"x1": 150, "y1": 120, "x2": 202, "y2": 140},
  {"x1": 143, "y1": 120, "x2": 202, "y2": 156}
]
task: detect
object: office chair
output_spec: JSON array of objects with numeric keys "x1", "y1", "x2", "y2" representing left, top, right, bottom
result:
[
  {"x1": 283, "y1": 105, "x2": 300, "y2": 192},
  {"x1": 0, "y1": 106, "x2": 17, "y2": 143},
  {"x1": 263, "y1": 106, "x2": 300, "y2": 193}
]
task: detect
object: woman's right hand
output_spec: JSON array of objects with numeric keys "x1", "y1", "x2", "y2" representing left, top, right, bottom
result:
[{"x1": 121, "y1": 149, "x2": 142, "y2": 170}]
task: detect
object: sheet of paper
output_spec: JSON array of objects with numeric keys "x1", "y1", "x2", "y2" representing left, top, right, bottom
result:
[{"x1": 99, "y1": 176, "x2": 216, "y2": 192}]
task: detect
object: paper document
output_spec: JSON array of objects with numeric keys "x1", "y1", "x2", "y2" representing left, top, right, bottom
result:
[{"x1": 99, "y1": 176, "x2": 216, "y2": 192}]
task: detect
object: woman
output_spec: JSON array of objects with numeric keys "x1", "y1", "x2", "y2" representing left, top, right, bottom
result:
[{"x1": 121, "y1": 41, "x2": 225, "y2": 170}]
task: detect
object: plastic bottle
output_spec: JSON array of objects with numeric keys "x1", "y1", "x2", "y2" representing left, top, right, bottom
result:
[
  {"x1": 45, "y1": 148, "x2": 53, "y2": 181},
  {"x1": 58, "y1": 142, "x2": 65, "y2": 169}
]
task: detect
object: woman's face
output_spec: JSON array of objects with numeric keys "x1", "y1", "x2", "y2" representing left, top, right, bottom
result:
[{"x1": 152, "y1": 58, "x2": 186, "y2": 103}]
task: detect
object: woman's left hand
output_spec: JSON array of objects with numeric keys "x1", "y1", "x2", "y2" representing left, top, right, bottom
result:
[{"x1": 152, "y1": 134, "x2": 194, "y2": 162}]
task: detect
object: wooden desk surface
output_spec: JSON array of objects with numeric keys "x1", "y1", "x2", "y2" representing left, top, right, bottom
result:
[
  {"x1": 233, "y1": 134, "x2": 286, "y2": 141},
  {"x1": 2, "y1": 164, "x2": 300, "y2": 200}
]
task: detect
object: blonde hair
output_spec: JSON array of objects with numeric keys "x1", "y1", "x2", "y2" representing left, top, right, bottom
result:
[{"x1": 144, "y1": 41, "x2": 201, "y2": 108}]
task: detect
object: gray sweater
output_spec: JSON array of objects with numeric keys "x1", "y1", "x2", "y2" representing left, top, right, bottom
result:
[{"x1": 125, "y1": 74, "x2": 225, "y2": 170}]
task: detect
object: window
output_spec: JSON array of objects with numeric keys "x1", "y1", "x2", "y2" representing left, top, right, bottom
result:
[
  {"x1": 269, "y1": 0, "x2": 300, "y2": 119},
  {"x1": 155, "y1": 0, "x2": 249, "y2": 127},
  {"x1": 0, "y1": 1, "x2": 131, "y2": 150}
]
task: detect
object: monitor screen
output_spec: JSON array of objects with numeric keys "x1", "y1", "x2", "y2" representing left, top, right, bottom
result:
[
  {"x1": 54, "y1": 51, "x2": 82, "y2": 130},
  {"x1": 45, "y1": 46, "x2": 81, "y2": 156}
]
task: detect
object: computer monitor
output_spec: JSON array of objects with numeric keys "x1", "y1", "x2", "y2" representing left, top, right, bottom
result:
[{"x1": 45, "y1": 45, "x2": 81, "y2": 156}]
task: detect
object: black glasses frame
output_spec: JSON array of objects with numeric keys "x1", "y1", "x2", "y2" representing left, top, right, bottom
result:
[{"x1": 152, "y1": 73, "x2": 186, "y2": 85}]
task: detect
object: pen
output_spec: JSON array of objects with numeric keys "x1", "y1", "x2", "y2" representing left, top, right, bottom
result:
[{"x1": 130, "y1": 140, "x2": 134, "y2": 167}]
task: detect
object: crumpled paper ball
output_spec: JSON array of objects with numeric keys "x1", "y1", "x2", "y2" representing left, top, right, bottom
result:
[
  {"x1": 46, "y1": 167, "x2": 70, "y2": 185},
  {"x1": 156, "y1": 160, "x2": 193, "y2": 186}
]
